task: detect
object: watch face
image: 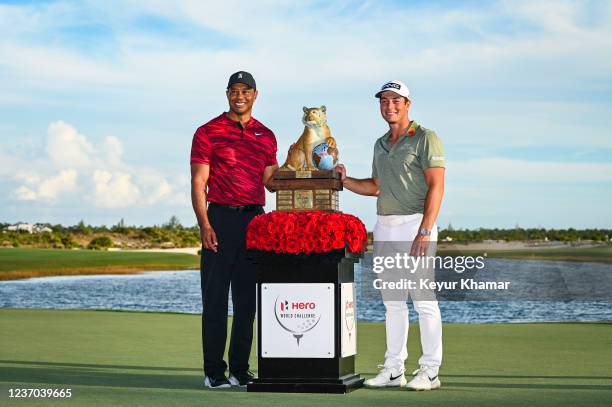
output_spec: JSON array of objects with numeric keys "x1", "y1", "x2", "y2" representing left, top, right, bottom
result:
[{"x1": 420, "y1": 228, "x2": 431, "y2": 236}]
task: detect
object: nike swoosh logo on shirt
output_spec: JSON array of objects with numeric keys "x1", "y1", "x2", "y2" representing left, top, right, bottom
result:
[{"x1": 255, "y1": 132, "x2": 262, "y2": 135}]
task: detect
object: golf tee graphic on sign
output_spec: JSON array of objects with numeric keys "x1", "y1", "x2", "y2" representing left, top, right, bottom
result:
[
  {"x1": 261, "y1": 283, "x2": 334, "y2": 358},
  {"x1": 274, "y1": 296, "x2": 322, "y2": 345}
]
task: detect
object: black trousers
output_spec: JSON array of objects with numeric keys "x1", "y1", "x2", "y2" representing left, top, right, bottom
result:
[{"x1": 201, "y1": 204, "x2": 263, "y2": 377}]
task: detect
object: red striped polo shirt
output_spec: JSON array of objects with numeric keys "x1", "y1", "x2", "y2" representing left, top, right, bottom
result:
[{"x1": 190, "y1": 113, "x2": 277, "y2": 206}]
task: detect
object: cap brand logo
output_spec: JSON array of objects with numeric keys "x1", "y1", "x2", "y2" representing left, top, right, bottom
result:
[
  {"x1": 238, "y1": 73, "x2": 243, "y2": 78},
  {"x1": 383, "y1": 82, "x2": 401, "y2": 90}
]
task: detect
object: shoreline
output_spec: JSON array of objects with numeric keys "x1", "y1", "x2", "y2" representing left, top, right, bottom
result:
[
  {"x1": 109, "y1": 247, "x2": 201, "y2": 255},
  {"x1": 1, "y1": 245, "x2": 610, "y2": 282},
  {"x1": 437, "y1": 241, "x2": 606, "y2": 251},
  {"x1": 0, "y1": 265, "x2": 198, "y2": 282}
]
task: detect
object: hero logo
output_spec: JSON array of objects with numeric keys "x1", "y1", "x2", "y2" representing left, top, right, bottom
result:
[
  {"x1": 344, "y1": 300, "x2": 355, "y2": 343},
  {"x1": 274, "y1": 297, "x2": 321, "y2": 346},
  {"x1": 382, "y1": 82, "x2": 401, "y2": 90}
]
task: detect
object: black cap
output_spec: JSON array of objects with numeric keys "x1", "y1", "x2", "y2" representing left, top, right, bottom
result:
[{"x1": 227, "y1": 71, "x2": 256, "y2": 90}]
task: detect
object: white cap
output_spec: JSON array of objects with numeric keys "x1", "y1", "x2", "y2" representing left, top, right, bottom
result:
[{"x1": 375, "y1": 80, "x2": 410, "y2": 99}]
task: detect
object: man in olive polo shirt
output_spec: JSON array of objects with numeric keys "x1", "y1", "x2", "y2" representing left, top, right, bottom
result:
[{"x1": 336, "y1": 80, "x2": 445, "y2": 391}]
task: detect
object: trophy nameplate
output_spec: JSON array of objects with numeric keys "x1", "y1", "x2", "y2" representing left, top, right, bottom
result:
[{"x1": 294, "y1": 190, "x2": 314, "y2": 209}]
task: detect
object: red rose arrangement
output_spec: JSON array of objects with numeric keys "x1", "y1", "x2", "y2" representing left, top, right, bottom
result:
[{"x1": 246, "y1": 211, "x2": 367, "y2": 254}]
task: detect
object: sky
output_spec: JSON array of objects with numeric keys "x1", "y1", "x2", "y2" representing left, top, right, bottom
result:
[{"x1": 0, "y1": 0, "x2": 611, "y2": 231}]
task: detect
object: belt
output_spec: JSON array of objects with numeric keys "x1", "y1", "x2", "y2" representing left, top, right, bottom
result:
[{"x1": 209, "y1": 202, "x2": 262, "y2": 213}]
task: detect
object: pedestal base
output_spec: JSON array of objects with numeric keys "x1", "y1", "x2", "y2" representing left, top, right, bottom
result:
[
  {"x1": 247, "y1": 374, "x2": 364, "y2": 394},
  {"x1": 249, "y1": 249, "x2": 364, "y2": 394}
]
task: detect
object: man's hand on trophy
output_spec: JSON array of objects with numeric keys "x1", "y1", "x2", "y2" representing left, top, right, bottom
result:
[
  {"x1": 335, "y1": 164, "x2": 347, "y2": 182},
  {"x1": 201, "y1": 223, "x2": 218, "y2": 253}
]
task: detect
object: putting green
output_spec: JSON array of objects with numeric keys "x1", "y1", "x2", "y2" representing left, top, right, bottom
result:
[{"x1": 0, "y1": 309, "x2": 610, "y2": 406}]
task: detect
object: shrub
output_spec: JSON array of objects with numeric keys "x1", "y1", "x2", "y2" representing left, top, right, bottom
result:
[
  {"x1": 61, "y1": 235, "x2": 80, "y2": 249},
  {"x1": 87, "y1": 236, "x2": 113, "y2": 250}
]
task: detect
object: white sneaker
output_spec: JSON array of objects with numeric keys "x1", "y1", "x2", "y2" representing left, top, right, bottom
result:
[
  {"x1": 204, "y1": 375, "x2": 231, "y2": 389},
  {"x1": 364, "y1": 364, "x2": 407, "y2": 388},
  {"x1": 406, "y1": 366, "x2": 441, "y2": 391}
]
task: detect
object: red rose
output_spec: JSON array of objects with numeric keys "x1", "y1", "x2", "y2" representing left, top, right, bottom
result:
[
  {"x1": 286, "y1": 237, "x2": 299, "y2": 254},
  {"x1": 304, "y1": 238, "x2": 316, "y2": 253},
  {"x1": 246, "y1": 210, "x2": 366, "y2": 254}
]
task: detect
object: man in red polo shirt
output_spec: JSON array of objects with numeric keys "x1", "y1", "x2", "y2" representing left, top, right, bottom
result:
[{"x1": 190, "y1": 71, "x2": 278, "y2": 389}]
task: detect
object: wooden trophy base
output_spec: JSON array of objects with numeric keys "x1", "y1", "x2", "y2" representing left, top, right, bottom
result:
[{"x1": 268, "y1": 170, "x2": 342, "y2": 212}]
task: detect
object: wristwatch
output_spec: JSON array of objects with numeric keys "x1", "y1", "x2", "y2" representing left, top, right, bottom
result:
[{"x1": 419, "y1": 227, "x2": 431, "y2": 237}]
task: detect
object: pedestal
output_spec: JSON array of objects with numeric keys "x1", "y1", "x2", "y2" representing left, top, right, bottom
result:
[{"x1": 247, "y1": 249, "x2": 364, "y2": 393}]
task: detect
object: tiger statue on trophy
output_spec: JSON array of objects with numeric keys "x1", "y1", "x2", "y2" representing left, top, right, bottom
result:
[{"x1": 280, "y1": 106, "x2": 338, "y2": 171}]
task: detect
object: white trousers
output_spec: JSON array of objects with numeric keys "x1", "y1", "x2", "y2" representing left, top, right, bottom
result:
[{"x1": 374, "y1": 214, "x2": 442, "y2": 373}]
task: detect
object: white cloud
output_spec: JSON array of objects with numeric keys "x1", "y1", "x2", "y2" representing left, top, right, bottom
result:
[
  {"x1": 5, "y1": 120, "x2": 183, "y2": 210},
  {"x1": 14, "y1": 186, "x2": 37, "y2": 201},
  {"x1": 91, "y1": 170, "x2": 140, "y2": 208},
  {"x1": 47, "y1": 121, "x2": 94, "y2": 168},
  {"x1": 13, "y1": 169, "x2": 77, "y2": 201},
  {"x1": 136, "y1": 172, "x2": 173, "y2": 205},
  {"x1": 103, "y1": 136, "x2": 123, "y2": 167},
  {"x1": 38, "y1": 169, "x2": 78, "y2": 199}
]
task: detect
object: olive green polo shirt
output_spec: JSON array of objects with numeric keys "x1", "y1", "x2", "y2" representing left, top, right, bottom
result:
[{"x1": 371, "y1": 120, "x2": 445, "y2": 215}]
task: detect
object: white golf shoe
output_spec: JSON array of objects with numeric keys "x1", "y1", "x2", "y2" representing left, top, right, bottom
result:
[
  {"x1": 406, "y1": 366, "x2": 441, "y2": 391},
  {"x1": 364, "y1": 364, "x2": 407, "y2": 388}
]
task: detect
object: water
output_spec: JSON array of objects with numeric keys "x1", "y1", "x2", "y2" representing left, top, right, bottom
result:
[
  {"x1": 0, "y1": 271, "x2": 203, "y2": 314},
  {"x1": 1, "y1": 257, "x2": 611, "y2": 323},
  {"x1": 356, "y1": 255, "x2": 612, "y2": 322}
]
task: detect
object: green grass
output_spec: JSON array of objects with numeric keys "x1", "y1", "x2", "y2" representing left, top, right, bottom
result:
[
  {"x1": 439, "y1": 245, "x2": 612, "y2": 264},
  {"x1": 0, "y1": 309, "x2": 610, "y2": 406},
  {"x1": 0, "y1": 248, "x2": 199, "y2": 280}
]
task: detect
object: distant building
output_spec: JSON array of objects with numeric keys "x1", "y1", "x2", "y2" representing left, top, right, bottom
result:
[
  {"x1": 6, "y1": 223, "x2": 34, "y2": 233},
  {"x1": 4, "y1": 223, "x2": 52, "y2": 234}
]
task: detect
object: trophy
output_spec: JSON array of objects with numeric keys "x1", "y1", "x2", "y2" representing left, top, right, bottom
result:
[
  {"x1": 270, "y1": 105, "x2": 342, "y2": 211},
  {"x1": 249, "y1": 105, "x2": 365, "y2": 393}
]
